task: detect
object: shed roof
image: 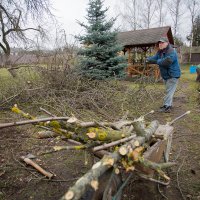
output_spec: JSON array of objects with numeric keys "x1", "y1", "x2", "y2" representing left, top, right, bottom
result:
[{"x1": 117, "y1": 26, "x2": 174, "y2": 48}]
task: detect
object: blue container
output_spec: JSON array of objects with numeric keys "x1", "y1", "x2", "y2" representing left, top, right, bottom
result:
[{"x1": 190, "y1": 66, "x2": 197, "y2": 74}]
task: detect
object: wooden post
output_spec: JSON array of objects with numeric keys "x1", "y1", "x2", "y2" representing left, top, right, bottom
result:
[{"x1": 128, "y1": 48, "x2": 132, "y2": 64}]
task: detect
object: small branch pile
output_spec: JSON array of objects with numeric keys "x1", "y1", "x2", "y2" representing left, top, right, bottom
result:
[{"x1": 1, "y1": 105, "x2": 176, "y2": 200}]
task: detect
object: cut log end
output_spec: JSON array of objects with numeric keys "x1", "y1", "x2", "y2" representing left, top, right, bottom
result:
[
  {"x1": 86, "y1": 132, "x2": 96, "y2": 139},
  {"x1": 119, "y1": 146, "x2": 128, "y2": 155},
  {"x1": 64, "y1": 191, "x2": 74, "y2": 200},
  {"x1": 102, "y1": 158, "x2": 114, "y2": 166},
  {"x1": 126, "y1": 166, "x2": 135, "y2": 172},
  {"x1": 134, "y1": 140, "x2": 140, "y2": 147},
  {"x1": 115, "y1": 168, "x2": 120, "y2": 174},
  {"x1": 90, "y1": 180, "x2": 99, "y2": 191}
]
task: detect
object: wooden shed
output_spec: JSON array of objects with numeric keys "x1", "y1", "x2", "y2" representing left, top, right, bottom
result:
[
  {"x1": 117, "y1": 26, "x2": 174, "y2": 79},
  {"x1": 180, "y1": 46, "x2": 200, "y2": 64}
]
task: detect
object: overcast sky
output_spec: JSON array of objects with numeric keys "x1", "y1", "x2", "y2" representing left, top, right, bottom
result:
[
  {"x1": 49, "y1": 0, "x2": 193, "y2": 45},
  {"x1": 51, "y1": 0, "x2": 118, "y2": 36}
]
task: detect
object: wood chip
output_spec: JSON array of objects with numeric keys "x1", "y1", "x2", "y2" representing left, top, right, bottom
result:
[
  {"x1": 53, "y1": 146, "x2": 63, "y2": 151},
  {"x1": 67, "y1": 117, "x2": 78, "y2": 123}
]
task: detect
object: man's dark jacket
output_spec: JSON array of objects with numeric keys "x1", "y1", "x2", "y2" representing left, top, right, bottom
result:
[{"x1": 147, "y1": 44, "x2": 181, "y2": 80}]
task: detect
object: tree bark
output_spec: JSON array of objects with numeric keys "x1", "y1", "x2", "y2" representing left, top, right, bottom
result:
[
  {"x1": 86, "y1": 127, "x2": 132, "y2": 141},
  {"x1": 92, "y1": 135, "x2": 136, "y2": 152},
  {"x1": 0, "y1": 117, "x2": 70, "y2": 129}
]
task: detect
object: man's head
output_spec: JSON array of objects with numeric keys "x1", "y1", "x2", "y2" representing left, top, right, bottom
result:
[{"x1": 158, "y1": 37, "x2": 169, "y2": 50}]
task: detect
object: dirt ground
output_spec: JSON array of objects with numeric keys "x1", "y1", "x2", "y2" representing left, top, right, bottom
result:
[
  {"x1": 0, "y1": 78, "x2": 200, "y2": 200},
  {"x1": 122, "y1": 79, "x2": 200, "y2": 200}
]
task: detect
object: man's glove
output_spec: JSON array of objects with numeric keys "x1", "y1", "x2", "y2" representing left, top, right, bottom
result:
[{"x1": 146, "y1": 59, "x2": 157, "y2": 64}]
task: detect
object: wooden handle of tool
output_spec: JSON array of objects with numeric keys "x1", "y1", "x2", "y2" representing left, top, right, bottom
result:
[{"x1": 21, "y1": 156, "x2": 54, "y2": 179}]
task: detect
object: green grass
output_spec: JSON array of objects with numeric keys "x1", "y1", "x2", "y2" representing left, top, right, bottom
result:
[
  {"x1": 0, "y1": 68, "x2": 15, "y2": 88},
  {"x1": 0, "y1": 68, "x2": 12, "y2": 78},
  {"x1": 0, "y1": 67, "x2": 40, "y2": 95},
  {"x1": 181, "y1": 64, "x2": 198, "y2": 82}
]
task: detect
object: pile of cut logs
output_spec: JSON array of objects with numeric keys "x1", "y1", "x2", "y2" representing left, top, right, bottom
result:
[{"x1": 0, "y1": 105, "x2": 190, "y2": 200}]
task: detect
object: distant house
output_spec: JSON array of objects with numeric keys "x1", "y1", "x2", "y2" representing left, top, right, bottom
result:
[
  {"x1": 0, "y1": 47, "x2": 77, "y2": 68},
  {"x1": 0, "y1": 54, "x2": 39, "y2": 67},
  {"x1": 10, "y1": 47, "x2": 24, "y2": 56},
  {"x1": 180, "y1": 46, "x2": 200, "y2": 64}
]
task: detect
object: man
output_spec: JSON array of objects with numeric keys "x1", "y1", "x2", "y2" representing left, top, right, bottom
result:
[{"x1": 147, "y1": 37, "x2": 181, "y2": 112}]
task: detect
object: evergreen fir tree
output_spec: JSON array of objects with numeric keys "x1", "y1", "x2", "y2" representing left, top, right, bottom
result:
[{"x1": 76, "y1": 0, "x2": 127, "y2": 80}]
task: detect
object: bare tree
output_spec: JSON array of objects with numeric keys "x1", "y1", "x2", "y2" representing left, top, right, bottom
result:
[
  {"x1": 0, "y1": 0, "x2": 53, "y2": 76},
  {"x1": 186, "y1": 0, "x2": 200, "y2": 25},
  {"x1": 131, "y1": 0, "x2": 137, "y2": 30},
  {"x1": 156, "y1": 0, "x2": 166, "y2": 26},
  {"x1": 116, "y1": 0, "x2": 157, "y2": 30},
  {"x1": 167, "y1": 0, "x2": 185, "y2": 36},
  {"x1": 141, "y1": 0, "x2": 157, "y2": 29},
  {"x1": 116, "y1": 0, "x2": 143, "y2": 30},
  {"x1": 186, "y1": 0, "x2": 200, "y2": 62}
]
